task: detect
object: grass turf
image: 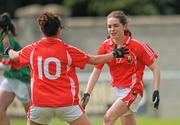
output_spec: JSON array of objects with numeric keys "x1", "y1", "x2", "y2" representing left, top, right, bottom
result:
[{"x1": 11, "y1": 117, "x2": 180, "y2": 125}]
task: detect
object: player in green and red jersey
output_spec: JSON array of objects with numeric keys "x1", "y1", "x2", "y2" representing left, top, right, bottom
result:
[{"x1": 0, "y1": 12, "x2": 30, "y2": 125}]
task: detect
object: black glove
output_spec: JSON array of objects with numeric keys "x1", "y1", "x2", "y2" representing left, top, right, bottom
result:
[
  {"x1": 152, "y1": 90, "x2": 160, "y2": 109},
  {"x1": 113, "y1": 44, "x2": 129, "y2": 58},
  {"x1": 81, "y1": 93, "x2": 90, "y2": 109}
]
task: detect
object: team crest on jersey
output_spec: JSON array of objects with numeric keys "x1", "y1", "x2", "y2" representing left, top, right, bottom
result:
[{"x1": 125, "y1": 55, "x2": 132, "y2": 64}]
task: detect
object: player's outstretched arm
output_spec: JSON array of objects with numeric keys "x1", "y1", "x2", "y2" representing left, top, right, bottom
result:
[{"x1": 88, "y1": 44, "x2": 129, "y2": 65}]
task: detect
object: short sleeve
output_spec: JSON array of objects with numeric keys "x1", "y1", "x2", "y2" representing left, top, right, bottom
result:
[
  {"x1": 67, "y1": 45, "x2": 90, "y2": 69},
  {"x1": 18, "y1": 44, "x2": 34, "y2": 67},
  {"x1": 138, "y1": 43, "x2": 158, "y2": 66}
]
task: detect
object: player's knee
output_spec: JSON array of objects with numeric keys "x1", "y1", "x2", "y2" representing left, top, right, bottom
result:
[
  {"x1": 0, "y1": 110, "x2": 6, "y2": 120},
  {"x1": 103, "y1": 113, "x2": 115, "y2": 124}
]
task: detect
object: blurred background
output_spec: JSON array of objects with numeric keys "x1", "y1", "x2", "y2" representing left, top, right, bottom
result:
[{"x1": 0, "y1": 0, "x2": 180, "y2": 122}]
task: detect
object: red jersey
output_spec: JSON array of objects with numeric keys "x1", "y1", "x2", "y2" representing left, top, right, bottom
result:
[
  {"x1": 96, "y1": 35, "x2": 158, "y2": 93},
  {"x1": 18, "y1": 37, "x2": 90, "y2": 107}
]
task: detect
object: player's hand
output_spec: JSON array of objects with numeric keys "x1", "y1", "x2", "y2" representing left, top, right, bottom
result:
[
  {"x1": 81, "y1": 93, "x2": 90, "y2": 109},
  {"x1": 113, "y1": 44, "x2": 129, "y2": 58},
  {"x1": 152, "y1": 90, "x2": 160, "y2": 109}
]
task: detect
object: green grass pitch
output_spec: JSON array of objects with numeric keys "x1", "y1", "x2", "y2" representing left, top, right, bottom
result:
[{"x1": 11, "y1": 117, "x2": 180, "y2": 125}]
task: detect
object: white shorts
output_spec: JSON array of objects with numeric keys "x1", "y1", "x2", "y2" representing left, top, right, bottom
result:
[
  {"x1": 29, "y1": 105, "x2": 83, "y2": 124},
  {"x1": 0, "y1": 78, "x2": 30, "y2": 103},
  {"x1": 113, "y1": 87, "x2": 142, "y2": 113}
]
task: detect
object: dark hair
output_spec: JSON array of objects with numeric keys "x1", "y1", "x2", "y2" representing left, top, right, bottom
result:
[
  {"x1": 38, "y1": 12, "x2": 63, "y2": 36},
  {"x1": 107, "y1": 10, "x2": 131, "y2": 37},
  {"x1": 0, "y1": 12, "x2": 16, "y2": 36}
]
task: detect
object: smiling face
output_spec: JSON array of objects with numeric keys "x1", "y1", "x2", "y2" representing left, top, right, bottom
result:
[{"x1": 107, "y1": 17, "x2": 127, "y2": 42}]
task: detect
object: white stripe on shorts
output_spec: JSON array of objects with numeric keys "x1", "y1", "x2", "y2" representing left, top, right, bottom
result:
[{"x1": 113, "y1": 87, "x2": 142, "y2": 113}]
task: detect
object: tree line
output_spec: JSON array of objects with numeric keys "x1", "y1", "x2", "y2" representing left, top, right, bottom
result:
[{"x1": 0, "y1": 0, "x2": 180, "y2": 18}]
